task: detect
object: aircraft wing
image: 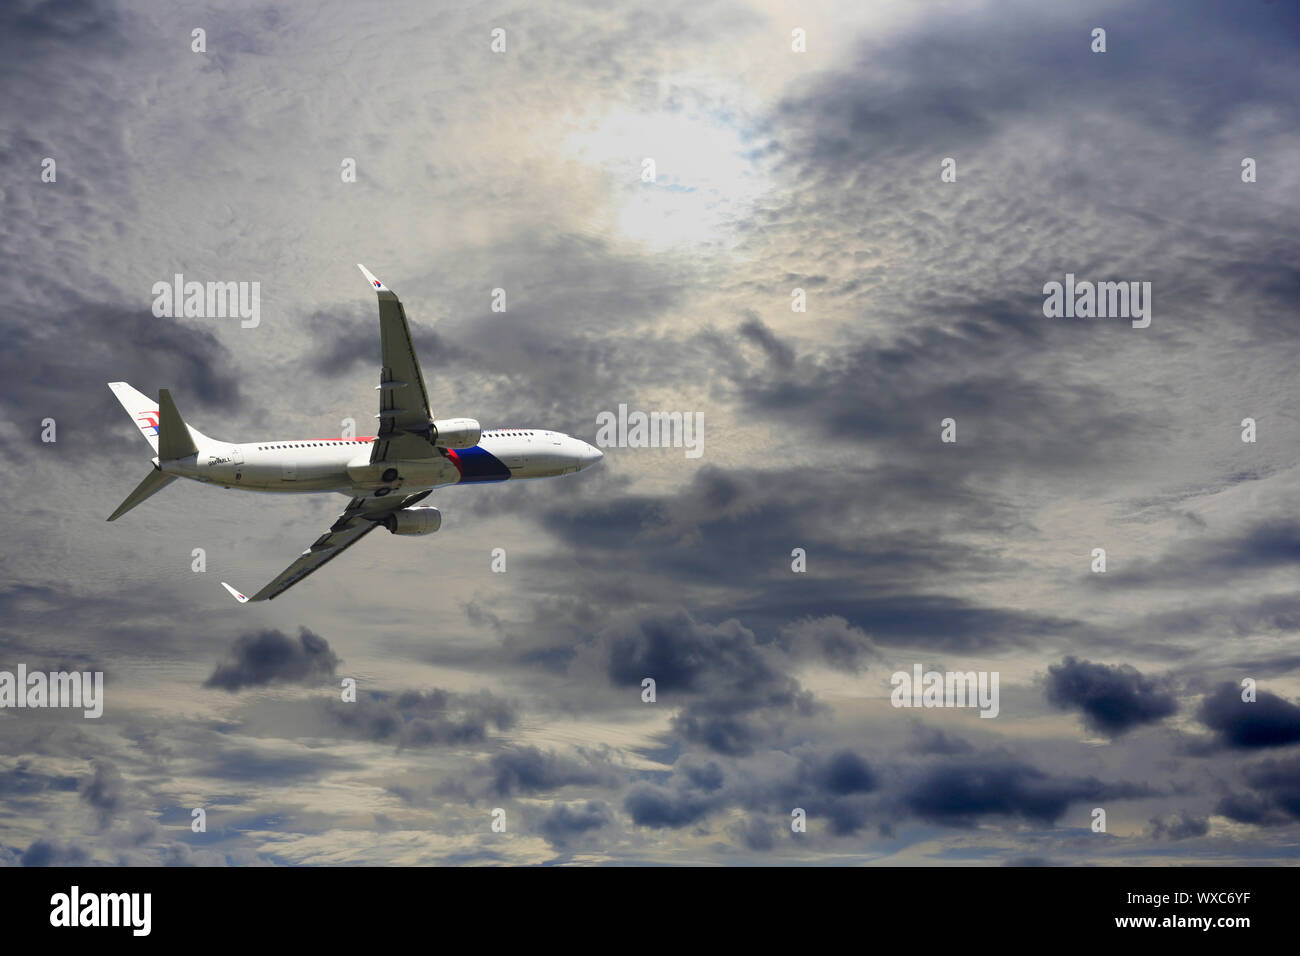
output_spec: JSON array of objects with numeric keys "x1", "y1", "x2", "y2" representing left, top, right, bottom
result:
[
  {"x1": 222, "y1": 490, "x2": 430, "y2": 603},
  {"x1": 356, "y1": 265, "x2": 438, "y2": 463}
]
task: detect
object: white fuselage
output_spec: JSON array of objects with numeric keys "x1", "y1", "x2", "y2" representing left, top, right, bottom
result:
[{"x1": 162, "y1": 429, "x2": 603, "y2": 496}]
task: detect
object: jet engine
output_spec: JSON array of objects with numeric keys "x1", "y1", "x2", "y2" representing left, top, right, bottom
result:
[
  {"x1": 382, "y1": 506, "x2": 442, "y2": 535},
  {"x1": 430, "y1": 418, "x2": 481, "y2": 449}
]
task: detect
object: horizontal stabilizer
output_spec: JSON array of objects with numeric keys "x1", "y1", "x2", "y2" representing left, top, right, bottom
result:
[{"x1": 107, "y1": 468, "x2": 176, "y2": 521}]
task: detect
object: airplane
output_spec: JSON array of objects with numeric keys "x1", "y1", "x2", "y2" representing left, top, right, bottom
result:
[{"x1": 107, "y1": 264, "x2": 604, "y2": 602}]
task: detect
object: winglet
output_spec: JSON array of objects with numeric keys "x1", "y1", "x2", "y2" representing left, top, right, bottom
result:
[
  {"x1": 221, "y1": 582, "x2": 251, "y2": 604},
  {"x1": 356, "y1": 263, "x2": 388, "y2": 293}
]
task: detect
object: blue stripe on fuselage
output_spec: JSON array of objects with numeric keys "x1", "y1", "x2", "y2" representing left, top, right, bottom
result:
[{"x1": 455, "y1": 445, "x2": 512, "y2": 483}]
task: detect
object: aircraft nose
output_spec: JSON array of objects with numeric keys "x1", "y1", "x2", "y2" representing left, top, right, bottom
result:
[{"x1": 579, "y1": 442, "x2": 604, "y2": 469}]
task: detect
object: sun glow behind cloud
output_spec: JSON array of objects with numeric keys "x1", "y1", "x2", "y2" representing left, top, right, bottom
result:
[{"x1": 563, "y1": 106, "x2": 768, "y2": 251}]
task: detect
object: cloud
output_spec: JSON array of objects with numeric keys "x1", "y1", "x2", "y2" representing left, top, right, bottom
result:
[
  {"x1": 538, "y1": 466, "x2": 1071, "y2": 654},
  {"x1": 727, "y1": 816, "x2": 775, "y2": 852},
  {"x1": 789, "y1": 750, "x2": 879, "y2": 835},
  {"x1": 3, "y1": 0, "x2": 1300, "y2": 867},
  {"x1": 779, "y1": 616, "x2": 881, "y2": 672},
  {"x1": 1216, "y1": 757, "x2": 1300, "y2": 825},
  {"x1": 737, "y1": 314, "x2": 794, "y2": 370},
  {"x1": 321, "y1": 688, "x2": 517, "y2": 749},
  {"x1": 485, "y1": 746, "x2": 616, "y2": 797},
  {"x1": 910, "y1": 726, "x2": 973, "y2": 756},
  {"x1": 1044, "y1": 657, "x2": 1179, "y2": 737},
  {"x1": 593, "y1": 608, "x2": 818, "y2": 755},
  {"x1": 537, "y1": 800, "x2": 612, "y2": 848},
  {"x1": 20, "y1": 838, "x2": 91, "y2": 867},
  {"x1": 204, "y1": 627, "x2": 340, "y2": 691},
  {"x1": 78, "y1": 760, "x2": 126, "y2": 829},
  {"x1": 0, "y1": 300, "x2": 241, "y2": 459},
  {"x1": 1199, "y1": 683, "x2": 1300, "y2": 749},
  {"x1": 0, "y1": 0, "x2": 125, "y2": 59},
  {"x1": 624, "y1": 784, "x2": 717, "y2": 830},
  {"x1": 1093, "y1": 521, "x2": 1300, "y2": 589},
  {"x1": 808, "y1": 750, "x2": 877, "y2": 796},
  {"x1": 1149, "y1": 811, "x2": 1209, "y2": 840},
  {"x1": 902, "y1": 760, "x2": 1147, "y2": 827},
  {"x1": 1214, "y1": 791, "x2": 1290, "y2": 828}
]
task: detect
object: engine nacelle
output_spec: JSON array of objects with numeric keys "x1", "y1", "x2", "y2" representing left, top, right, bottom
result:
[
  {"x1": 430, "y1": 418, "x2": 481, "y2": 449},
  {"x1": 382, "y1": 506, "x2": 442, "y2": 535}
]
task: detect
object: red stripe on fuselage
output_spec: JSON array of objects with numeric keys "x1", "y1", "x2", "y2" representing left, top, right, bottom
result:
[{"x1": 445, "y1": 447, "x2": 464, "y2": 477}]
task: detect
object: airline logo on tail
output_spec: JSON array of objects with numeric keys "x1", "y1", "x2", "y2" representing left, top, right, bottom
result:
[{"x1": 136, "y1": 411, "x2": 160, "y2": 436}]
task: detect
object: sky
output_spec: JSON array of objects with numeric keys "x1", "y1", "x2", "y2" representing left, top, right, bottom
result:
[{"x1": 1, "y1": 0, "x2": 1299, "y2": 866}]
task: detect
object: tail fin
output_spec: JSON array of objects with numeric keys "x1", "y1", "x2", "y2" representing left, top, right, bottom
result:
[
  {"x1": 107, "y1": 467, "x2": 176, "y2": 521},
  {"x1": 108, "y1": 382, "x2": 162, "y2": 453},
  {"x1": 157, "y1": 388, "x2": 199, "y2": 460},
  {"x1": 108, "y1": 382, "x2": 213, "y2": 456}
]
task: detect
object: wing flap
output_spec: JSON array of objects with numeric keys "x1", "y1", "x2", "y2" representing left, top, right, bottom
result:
[
  {"x1": 225, "y1": 491, "x2": 431, "y2": 603},
  {"x1": 246, "y1": 519, "x2": 378, "y2": 602}
]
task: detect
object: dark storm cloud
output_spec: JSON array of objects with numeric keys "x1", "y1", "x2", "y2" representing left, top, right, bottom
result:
[
  {"x1": 543, "y1": 462, "x2": 1017, "y2": 571},
  {"x1": 790, "y1": 750, "x2": 879, "y2": 835},
  {"x1": 1141, "y1": 594, "x2": 1300, "y2": 644},
  {"x1": 0, "y1": 762, "x2": 78, "y2": 798},
  {"x1": 1091, "y1": 521, "x2": 1300, "y2": 589},
  {"x1": 78, "y1": 760, "x2": 126, "y2": 828},
  {"x1": 626, "y1": 743, "x2": 1142, "y2": 840},
  {"x1": 0, "y1": 582, "x2": 230, "y2": 666},
  {"x1": 485, "y1": 746, "x2": 617, "y2": 796},
  {"x1": 1044, "y1": 657, "x2": 1178, "y2": 737},
  {"x1": 204, "y1": 627, "x2": 339, "y2": 691},
  {"x1": 673, "y1": 711, "x2": 798, "y2": 758},
  {"x1": 624, "y1": 783, "x2": 717, "y2": 829},
  {"x1": 777, "y1": 0, "x2": 1299, "y2": 178},
  {"x1": 740, "y1": 0, "x2": 1300, "y2": 476},
  {"x1": 681, "y1": 760, "x2": 725, "y2": 793},
  {"x1": 595, "y1": 608, "x2": 818, "y2": 755},
  {"x1": 727, "y1": 816, "x2": 775, "y2": 852},
  {"x1": 902, "y1": 760, "x2": 1148, "y2": 827},
  {"x1": 1214, "y1": 791, "x2": 1291, "y2": 828},
  {"x1": 0, "y1": 0, "x2": 124, "y2": 58},
  {"x1": 722, "y1": 307, "x2": 1148, "y2": 478},
  {"x1": 538, "y1": 465, "x2": 1077, "y2": 654},
  {"x1": 602, "y1": 609, "x2": 793, "y2": 699},
  {"x1": 536, "y1": 800, "x2": 612, "y2": 847},
  {"x1": 737, "y1": 314, "x2": 794, "y2": 370},
  {"x1": 198, "y1": 746, "x2": 360, "y2": 783},
  {"x1": 1149, "y1": 811, "x2": 1209, "y2": 841},
  {"x1": 320, "y1": 688, "x2": 516, "y2": 749},
  {"x1": 1198, "y1": 683, "x2": 1300, "y2": 749},
  {"x1": 19, "y1": 838, "x2": 91, "y2": 867},
  {"x1": 808, "y1": 750, "x2": 877, "y2": 796},
  {"x1": 1217, "y1": 757, "x2": 1300, "y2": 825},
  {"x1": 0, "y1": 299, "x2": 241, "y2": 458},
  {"x1": 622, "y1": 746, "x2": 880, "y2": 837}
]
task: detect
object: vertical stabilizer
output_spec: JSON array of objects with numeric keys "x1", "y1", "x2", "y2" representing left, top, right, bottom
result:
[{"x1": 157, "y1": 388, "x2": 200, "y2": 460}]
